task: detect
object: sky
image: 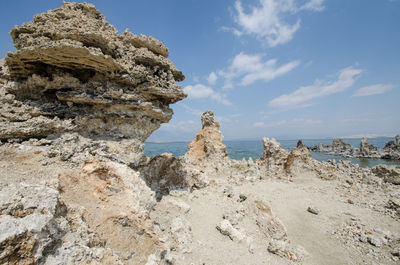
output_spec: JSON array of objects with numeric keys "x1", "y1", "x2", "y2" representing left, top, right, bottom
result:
[{"x1": 0, "y1": 0, "x2": 399, "y2": 141}]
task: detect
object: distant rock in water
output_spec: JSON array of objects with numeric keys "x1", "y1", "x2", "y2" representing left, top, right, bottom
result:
[{"x1": 309, "y1": 135, "x2": 400, "y2": 160}]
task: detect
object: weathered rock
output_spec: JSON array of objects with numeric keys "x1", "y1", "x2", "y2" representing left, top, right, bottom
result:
[
  {"x1": 258, "y1": 138, "x2": 337, "y2": 180},
  {"x1": 216, "y1": 219, "x2": 245, "y2": 242},
  {"x1": 309, "y1": 139, "x2": 355, "y2": 157},
  {"x1": 185, "y1": 110, "x2": 227, "y2": 160},
  {"x1": 1, "y1": 2, "x2": 186, "y2": 165},
  {"x1": 367, "y1": 235, "x2": 383, "y2": 247},
  {"x1": 58, "y1": 159, "x2": 162, "y2": 264},
  {"x1": 0, "y1": 183, "x2": 65, "y2": 265},
  {"x1": 310, "y1": 136, "x2": 400, "y2": 160},
  {"x1": 261, "y1": 137, "x2": 289, "y2": 171},
  {"x1": 252, "y1": 200, "x2": 287, "y2": 241},
  {"x1": 284, "y1": 146, "x2": 312, "y2": 175},
  {"x1": 250, "y1": 200, "x2": 305, "y2": 261},
  {"x1": 360, "y1": 137, "x2": 378, "y2": 156},
  {"x1": 138, "y1": 152, "x2": 209, "y2": 199},
  {"x1": 170, "y1": 217, "x2": 193, "y2": 253},
  {"x1": 307, "y1": 206, "x2": 320, "y2": 215},
  {"x1": 296, "y1": 139, "x2": 303, "y2": 148},
  {"x1": 182, "y1": 111, "x2": 263, "y2": 182},
  {"x1": 372, "y1": 164, "x2": 400, "y2": 185}
]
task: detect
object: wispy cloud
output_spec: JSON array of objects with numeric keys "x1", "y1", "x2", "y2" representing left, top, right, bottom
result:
[
  {"x1": 177, "y1": 103, "x2": 203, "y2": 116},
  {"x1": 207, "y1": 72, "x2": 218, "y2": 85},
  {"x1": 231, "y1": 0, "x2": 325, "y2": 47},
  {"x1": 218, "y1": 52, "x2": 299, "y2": 89},
  {"x1": 253, "y1": 118, "x2": 322, "y2": 128},
  {"x1": 301, "y1": 0, "x2": 325, "y2": 11},
  {"x1": 183, "y1": 84, "x2": 231, "y2": 106},
  {"x1": 269, "y1": 66, "x2": 363, "y2": 109},
  {"x1": 220, "y1": 26, "x2": 243, "y2": 36},
  {"x1": 353, "y1": 84, "x2": 394, "y2": 97}
]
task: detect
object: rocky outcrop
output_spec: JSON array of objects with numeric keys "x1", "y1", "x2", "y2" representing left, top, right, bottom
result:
[
  {"x1": 183, "y1": 111, "x2": 264, "y2": 181},
  {"x1": 0, "y1": 184, "x2": 64, "y2": 265},
  {"x1": 382, "y1": 135, "x2": 400, "y2": 160},
  {"x1": 1, "y1": 2, "x2": 186, "y2": 165},
  {"x1": 310, "y1": 136, "x2": 400, "y2": 160},
  {"x1": 309, "y1": 139, "x2": 355, "y2": 157},
  {"x1": 372, "y1": 164, "x2": 400, "y2": 185},
  {"x1": 360, "y1": 137, "x2": 378, "y2": 156},
  {"x1": 258, "y1": 137, "x2": 337, "y2": 180},
  {"x1": 137, "y1": 153, "x2": 209, "y2": 200},
  {"x1": 185, "y1": 110, "x2": 227, "y2": 160}
]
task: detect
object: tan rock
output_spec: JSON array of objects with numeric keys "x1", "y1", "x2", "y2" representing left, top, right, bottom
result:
[
  {"x1": 185, "y1": 110, "x2": 227, "y2": 160},
  {"x1": 1, "y1": 2, "x2": 186, "y2": 166}
]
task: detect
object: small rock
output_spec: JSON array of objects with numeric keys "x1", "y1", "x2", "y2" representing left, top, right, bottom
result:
[
  {"x1": 347, "y1": 199, "x2": 354, "y2": 204},
  {"x1": 246, "y1": 237, "x2": 255, "y2": 254},
  {"x1": 238, "y1": 194, "x2": 247, "y2": 202},
  {"x1": 307, "y1": 206, "x2": 320, "y2": 215},
  {"x1": 216, "y1": 219, "x2": 245, "y2": 242},
  {"x1": 367, "y1": 235, "x2": 382, "y2": 247},
  {"x1": 346, "y1": 179, "x2": 353, "y2": 185}
]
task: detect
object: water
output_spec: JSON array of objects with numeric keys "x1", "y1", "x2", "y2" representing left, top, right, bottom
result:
[{"x1": 144, "y1": 137, "x2": 400, "y2": 168}]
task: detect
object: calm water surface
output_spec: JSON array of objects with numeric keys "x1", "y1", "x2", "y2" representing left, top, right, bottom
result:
[{"x1": 144, "y1": 137, "x2": 400, "y2": 168}]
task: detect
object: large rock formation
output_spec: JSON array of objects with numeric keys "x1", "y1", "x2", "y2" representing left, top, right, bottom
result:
[
  {"x1": 1, "y1": 2, "x2": 186, "y2": 164},
  {"x1": 185, "y1": 110, "x2": 227, "y2": 160},
  {"x1": 259, "y1": 138, "x2": 338, "y2": 180},
  {"x1": 0, "y1": 3, "x2": 186, "y2": 264}
]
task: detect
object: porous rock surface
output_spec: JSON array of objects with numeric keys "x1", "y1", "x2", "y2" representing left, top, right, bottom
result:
[{"x1": 1, "y1": 1, "x2": 186, "y2": 165}]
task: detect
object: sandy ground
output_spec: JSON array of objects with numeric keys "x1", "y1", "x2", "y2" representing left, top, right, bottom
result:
[{"x1": 1, "y1": 143, "x2": 399, "y2": 265}]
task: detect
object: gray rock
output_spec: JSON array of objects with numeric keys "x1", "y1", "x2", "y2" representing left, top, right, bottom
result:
[
  {"x1": 307, "y1": 206, "x2": 320, "y2": 215},
  {"x1": 367, "y1": 235, "x2": 382, "y2": 247}
]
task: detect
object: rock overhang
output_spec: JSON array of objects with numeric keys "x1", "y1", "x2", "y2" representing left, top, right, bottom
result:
[{"x1": 2, "y1": 1, "x2": 186, "y2": 143}]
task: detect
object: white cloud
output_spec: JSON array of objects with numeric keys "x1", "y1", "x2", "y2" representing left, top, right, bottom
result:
[
  {"x1": 219, "y1": 52, "x2": 299, "y2": 89},
  {"x1": 220, "y1": 26, "x2": 243, "y2": 36},
  {"x1": 353, "y1": 84, "x2": 394, "y2": 97},
  {"x1": 301, "y1": 0, "x2": 325, "y2": 11},
  {"x1": 183, "y1": 84, "x2": 231, "y2": 106},
  {"x1": 253, "y1": 118, "x2": 322, "y2": 128},
  {"x1": 232, "y1": 0, "x2": 324, "y2": 47},
  {"x1": 269, "y1": 66, "x2": 363, "y2": 109},
  {"x1": 207, "y1": 72, "x2": 218, "y2": 85}
]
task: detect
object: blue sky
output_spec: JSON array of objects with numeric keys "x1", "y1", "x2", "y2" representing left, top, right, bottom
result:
[{"x1": 1, "y1": 0, "x2": 399, "y2": 141}]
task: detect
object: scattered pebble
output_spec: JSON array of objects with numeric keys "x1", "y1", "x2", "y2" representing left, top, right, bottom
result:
[
  {"x1": 238, "y1": 194, "x2": 247, "y2": 202},
  {"x1": 307, "y1": 206, "x2": 320, "y2": 215}
]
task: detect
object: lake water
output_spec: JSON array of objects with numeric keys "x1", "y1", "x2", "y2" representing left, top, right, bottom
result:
[{"x1": 144, "y1": 137, "x2": 400, "y2": 168}]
